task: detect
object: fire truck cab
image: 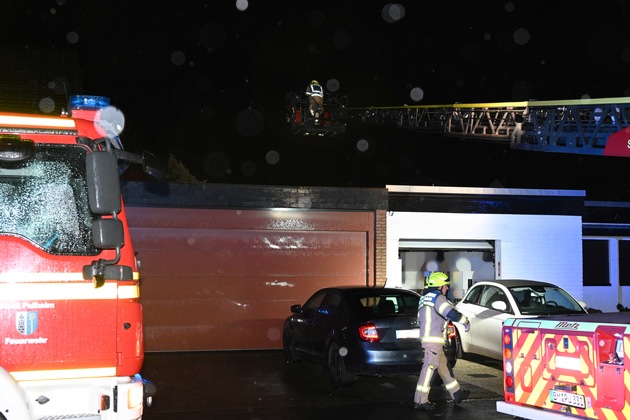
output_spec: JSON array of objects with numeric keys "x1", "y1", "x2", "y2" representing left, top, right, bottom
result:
[{"x1": 0, "y1": 95, "x2": 158, "y2": 419}]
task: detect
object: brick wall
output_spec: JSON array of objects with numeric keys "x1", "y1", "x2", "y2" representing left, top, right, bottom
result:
[{"x1": 375, "y1": 209, "x2": 387, "y2": 286}]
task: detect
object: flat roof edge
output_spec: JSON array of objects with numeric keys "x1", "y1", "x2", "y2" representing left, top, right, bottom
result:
[{"x1": 386, "y1": 185, "x2": 586, "y2": 197}]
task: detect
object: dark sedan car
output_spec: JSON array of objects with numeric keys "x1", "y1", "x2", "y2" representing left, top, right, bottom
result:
[{"x1": 282, "y1": 286, "x2": 456, "y2": 387}]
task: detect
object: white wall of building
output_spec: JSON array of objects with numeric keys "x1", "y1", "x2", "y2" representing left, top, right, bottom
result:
[{"x1": 387, "y1": 211, "x2": 585, "y2": 303}]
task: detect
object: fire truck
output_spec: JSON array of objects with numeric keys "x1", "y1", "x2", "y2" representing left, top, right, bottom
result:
[
  {"x1": 497, "y1": 312, "x2": 630, "y2": 419},
  {"x1": 0, "y1": 96, "x2": 159, "y2": 419}
]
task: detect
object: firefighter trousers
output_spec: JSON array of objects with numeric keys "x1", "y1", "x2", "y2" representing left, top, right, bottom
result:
[{"x1": 414, "y1": 344, "x2": 461, "y2": 404}]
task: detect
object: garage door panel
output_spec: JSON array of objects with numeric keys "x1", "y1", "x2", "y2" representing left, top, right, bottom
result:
[
  {"x1": 143, "y1": 295, "x2": 301, "y2": 326},
  {"x1": 142, "y1": 275, "x2": 365, "y2": 302},
  {"x1": 131, "y1": 228, "x2": 366, "y2": 252},
  {"x1": 138, "y1": 250, "x2": 365, "y2": 277},
  {"x1": 144, "y1": 317, "x2": 286, "y2": 351},
  {"x1": 127, "y1": 207, "x2": 372, "y2": 231},
  {"x1": 131, "y1": 208, "x2": 374, "y2": 351}
]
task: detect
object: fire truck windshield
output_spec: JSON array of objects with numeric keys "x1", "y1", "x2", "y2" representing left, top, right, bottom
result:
[{"x1": 0, "y1": 144, "x2": 96, "y2": 255}]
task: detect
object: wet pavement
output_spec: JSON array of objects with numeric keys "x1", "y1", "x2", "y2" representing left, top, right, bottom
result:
[{"x1": 140, "y1": 350, "x2": 513, "y2": 419}]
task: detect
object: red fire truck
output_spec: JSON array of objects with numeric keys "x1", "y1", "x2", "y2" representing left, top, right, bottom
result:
[
  {"x1": 497, "y1": 312, "x2": 630, "y2": 419},
  {"x1": 0, "y1": 96, "x2": 158, "y2": 419}
]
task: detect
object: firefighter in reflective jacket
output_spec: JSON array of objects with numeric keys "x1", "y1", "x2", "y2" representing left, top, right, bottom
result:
[
  {"x1": 305, "y1": 80, "x2": 324, "y2": 116},
  {"x1": 413, "y1": 271, "x2": 471, "y2": 411}
]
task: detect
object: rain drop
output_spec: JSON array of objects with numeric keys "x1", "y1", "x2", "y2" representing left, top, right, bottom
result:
[
  {"x1": 241, "y1": 160, "x2": 256, "y2": 176},
  {"x1": 326, "y1": 79, "x2": 340, "y2": 93},
  {"x1": 38, "y1": 97, "x2": 55, "y2": 114},
  {"x1": 382, "y1": 3, "x2": 406, "y2": 23},
  {"x1": 66, "y1": 31, "x2": 79, "y2": 44},
  {"x1": 235, "y1": 0, "x2": 248, "y2": 12},
  {"x1": 356, "y1": 139, "x2": 369, "y2": 152},
  {"x1": 267, "y1": 327, "x2": 281, "y2": 341},
  {"x1": 513, "y1": 28, "x2": 530, "y2": 46},
  {"x1": 266, "y1": 150, "x2": 280, "y2": 165},
  {"x1": 410, "y1": 87, "x2": 424, "y2": 102},
  {"x1": 171, "y1": 50, "x2": 186, "y2": 66}
]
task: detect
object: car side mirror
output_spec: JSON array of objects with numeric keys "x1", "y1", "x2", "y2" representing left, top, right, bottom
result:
[
  {"x1": 290, "y1": 304, "x2": 303, "y2": 314},
  {"x1": 491, "y1": 301, "x2": 508, "y2": 312}
]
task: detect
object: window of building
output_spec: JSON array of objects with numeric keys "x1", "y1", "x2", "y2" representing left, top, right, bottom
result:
[
  {"x1": 618, "y1": 240, "x2": 630, "y2": 286},
  {"x1": 583, "y1": 239, "x2": 610, "y2": 286}
]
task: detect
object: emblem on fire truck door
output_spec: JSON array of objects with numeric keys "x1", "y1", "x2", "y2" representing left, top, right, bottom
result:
[{"x1": 16, "y1": 311, "x2": 38, "y2": 335}]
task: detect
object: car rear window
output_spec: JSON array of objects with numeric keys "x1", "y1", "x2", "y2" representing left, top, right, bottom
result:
[{"x1": 350, "y1": 292, "x2": 419, "y2": 315}]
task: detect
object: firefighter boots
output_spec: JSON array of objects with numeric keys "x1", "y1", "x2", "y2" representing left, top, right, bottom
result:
[{"x1": 453, "y1": 389, "x2": 470, "y2": 404}]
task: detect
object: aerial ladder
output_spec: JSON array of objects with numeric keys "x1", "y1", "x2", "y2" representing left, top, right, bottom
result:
[{"x1": 349, "y1": 97, "x2": 630, "y2": 157}]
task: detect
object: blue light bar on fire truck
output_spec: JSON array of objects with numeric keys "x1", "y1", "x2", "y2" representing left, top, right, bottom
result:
[{"x1": 69, "y1": 95, "x2": 110, "y2": 111}]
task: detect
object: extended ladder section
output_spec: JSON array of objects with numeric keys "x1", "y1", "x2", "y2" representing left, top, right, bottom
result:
[{"x1": 349, "y1": 97, "x2": 630, "y2": 157}]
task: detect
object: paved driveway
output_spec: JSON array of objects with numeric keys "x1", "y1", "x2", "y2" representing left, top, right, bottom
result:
[{"x1": 140, "y1": 350, "x2": 512, "y2": 419}]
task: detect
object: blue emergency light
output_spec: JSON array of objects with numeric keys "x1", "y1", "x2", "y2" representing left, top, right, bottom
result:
[{"x1": 69, "y1": 95, "x2": 110, "y2": 110}]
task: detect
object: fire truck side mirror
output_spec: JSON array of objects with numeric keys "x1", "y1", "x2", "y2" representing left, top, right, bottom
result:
[
  {"x1": 86, "y1": 151, "x2": 121, "y2": 215},
  {"x1": 142, "y1": 151, "x2": 169, "y2": 180},
  {"x1": 92, "y1": 219, "x2": 124, "y2": 249}
]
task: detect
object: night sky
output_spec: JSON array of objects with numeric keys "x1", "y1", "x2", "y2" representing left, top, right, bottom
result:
[{"x1": 2, "y1": 1, "x2": 630, "y2": 198}]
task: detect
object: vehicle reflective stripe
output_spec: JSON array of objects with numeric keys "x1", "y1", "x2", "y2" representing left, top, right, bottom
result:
[
  {"x1": 0, "y1": 282, "x2": 139, "y2": 300},
  {"x1": 0, "y1": 115, "x2": 76, "y2": 129},
  {"x1": 0, "y1": 272, "x2": 85, "y2": 281},
  {"x1": 0, "y1": 272, "x2": 140, "y2": 282},
  {"x1": 10, "y1": 367, "x2": 116, "y2": 382},
  {"x1": 118, "y1": 285, "x2": 140, "y2": 299}
]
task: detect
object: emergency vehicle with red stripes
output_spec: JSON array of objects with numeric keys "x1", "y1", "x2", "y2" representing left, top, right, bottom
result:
[
  {"x1": 0, "y1": 95, "x2": 159, "y2": 419},
  {"x1": 497, "y1": 312, "x2": 629, "y2": 419}
]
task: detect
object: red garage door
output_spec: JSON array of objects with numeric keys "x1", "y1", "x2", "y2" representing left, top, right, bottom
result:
[{"x1": 126, "y1": 207, "x2": 376, "y2": 351}]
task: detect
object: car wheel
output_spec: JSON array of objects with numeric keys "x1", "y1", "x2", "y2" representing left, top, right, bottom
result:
[
  {"x1": 328, "y1": 343, "x2": 355, "y2": 388},
  {"x1": 283, "y1": 327, "x2": 300, "y2": 364}
]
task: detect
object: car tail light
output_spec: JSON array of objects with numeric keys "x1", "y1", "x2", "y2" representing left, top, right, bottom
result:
[{"x1": 358, "y1": 323, "x2": 379, "y2": 342}]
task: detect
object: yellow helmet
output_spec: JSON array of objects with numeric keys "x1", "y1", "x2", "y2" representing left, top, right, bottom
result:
[
  {"x1": 311, "y1": 80, "x2": 320, "y2": 85},
  {"x1": 426, "y1": 271, "x2": 450, "y2": 287}
]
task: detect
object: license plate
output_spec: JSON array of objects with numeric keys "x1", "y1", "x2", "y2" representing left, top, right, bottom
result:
[
  {"x1": 550, "y1": 389, "x2": 585, "y2": 409},
  {"x1": 396, "y1": 329, "x2": 419, "y2": 339}
]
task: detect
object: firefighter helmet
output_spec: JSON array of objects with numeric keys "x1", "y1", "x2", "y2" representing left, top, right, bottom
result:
[
  {"x1": 311, "y1": 80, "x2": 320, "y2": 85},
  {"x1": 426, "y1": 271, "x2": 450, "y2": 287}
]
